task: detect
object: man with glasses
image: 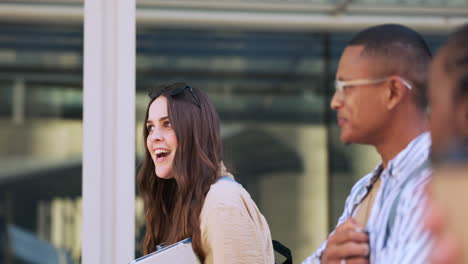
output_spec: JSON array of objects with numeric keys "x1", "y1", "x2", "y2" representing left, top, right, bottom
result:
[{"x1": 303, "y1": 24, "x2": 432, "y2": 264}]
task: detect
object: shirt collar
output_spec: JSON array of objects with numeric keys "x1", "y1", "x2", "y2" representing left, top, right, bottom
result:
[{"x1": 365, "y1": 131, "x2": 431, "y2": 188}]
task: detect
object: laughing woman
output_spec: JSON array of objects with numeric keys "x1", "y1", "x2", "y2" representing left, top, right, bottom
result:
[{"x1": 138, "y1": 83, "x2": 274, "y2": 264}]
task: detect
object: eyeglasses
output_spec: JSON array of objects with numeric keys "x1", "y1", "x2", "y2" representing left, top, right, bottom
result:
[
  {"x1": 150, "y1": 83, "x2": 201, "y2": 108},
  {"x1": 334, "y1": 76, "x2": 412, "y2": 100}
]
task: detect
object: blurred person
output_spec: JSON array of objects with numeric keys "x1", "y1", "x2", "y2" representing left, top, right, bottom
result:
[
  {"x1": 427, "y1": 24, "x2": 468, "y2": 165},
  {"x1": 424, "y1": 24, "x2": 468, "y2": 264},
  {"x1": 138, "y1": 83, "x2": 274, "y2": 263},
  {"x1": 303, "y1": 24, "x2": 432, "y2": 264}
]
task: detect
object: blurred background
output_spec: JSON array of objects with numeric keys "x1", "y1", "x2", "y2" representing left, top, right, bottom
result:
[{"x1": 0, "y1": 0, "x2": 466, "y2": 263}]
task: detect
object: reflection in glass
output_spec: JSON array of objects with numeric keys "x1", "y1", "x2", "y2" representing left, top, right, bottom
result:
[{"x1": 0, "y1": 21, "x2": 83, "y2": 264}]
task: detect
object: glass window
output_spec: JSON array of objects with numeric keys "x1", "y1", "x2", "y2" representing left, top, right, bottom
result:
[{"x1": 0, "y1": 20, "x2": 83, "y2": 264}]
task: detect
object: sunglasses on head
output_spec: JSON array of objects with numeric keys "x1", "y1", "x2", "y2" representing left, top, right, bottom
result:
[{"x1": 149, "y1": 83, "x2": 201, "y2": 108}]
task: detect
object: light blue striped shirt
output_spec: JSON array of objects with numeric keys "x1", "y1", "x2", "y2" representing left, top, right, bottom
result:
[{"x1": 303, "y1": 132, "x2": 432, "y2": 264}]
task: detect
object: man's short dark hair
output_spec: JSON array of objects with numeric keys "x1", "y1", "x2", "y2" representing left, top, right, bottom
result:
[{"x1": 347, "y1": 24, "x2": 432, "y2": 110}]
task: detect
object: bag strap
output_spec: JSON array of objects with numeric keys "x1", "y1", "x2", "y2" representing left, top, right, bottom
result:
[
  {"x1": 382, "y1": 159, "x2": 430, "y2": 248},
  {"x1": 273, "y1": 240, "x2": 293, "y2": 264}
]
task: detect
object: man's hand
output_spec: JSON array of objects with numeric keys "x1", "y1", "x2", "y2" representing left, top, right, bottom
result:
[{"x1": 321, "y1": 218, "x2": 370, "y2": 264}]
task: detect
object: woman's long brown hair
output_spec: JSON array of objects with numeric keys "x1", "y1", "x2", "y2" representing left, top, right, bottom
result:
[{"x1": 137, "y1": 84, "x2": 223, "y2": 261}]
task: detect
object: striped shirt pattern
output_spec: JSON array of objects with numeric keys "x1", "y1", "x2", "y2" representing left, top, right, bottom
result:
[{"x1": 303, "y1": 132, "x2": 432, "y2": 264}]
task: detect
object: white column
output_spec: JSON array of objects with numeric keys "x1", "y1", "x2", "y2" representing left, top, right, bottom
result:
[{"x1": 82, "y1": 0, "x2": 135, "y2": 263}]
